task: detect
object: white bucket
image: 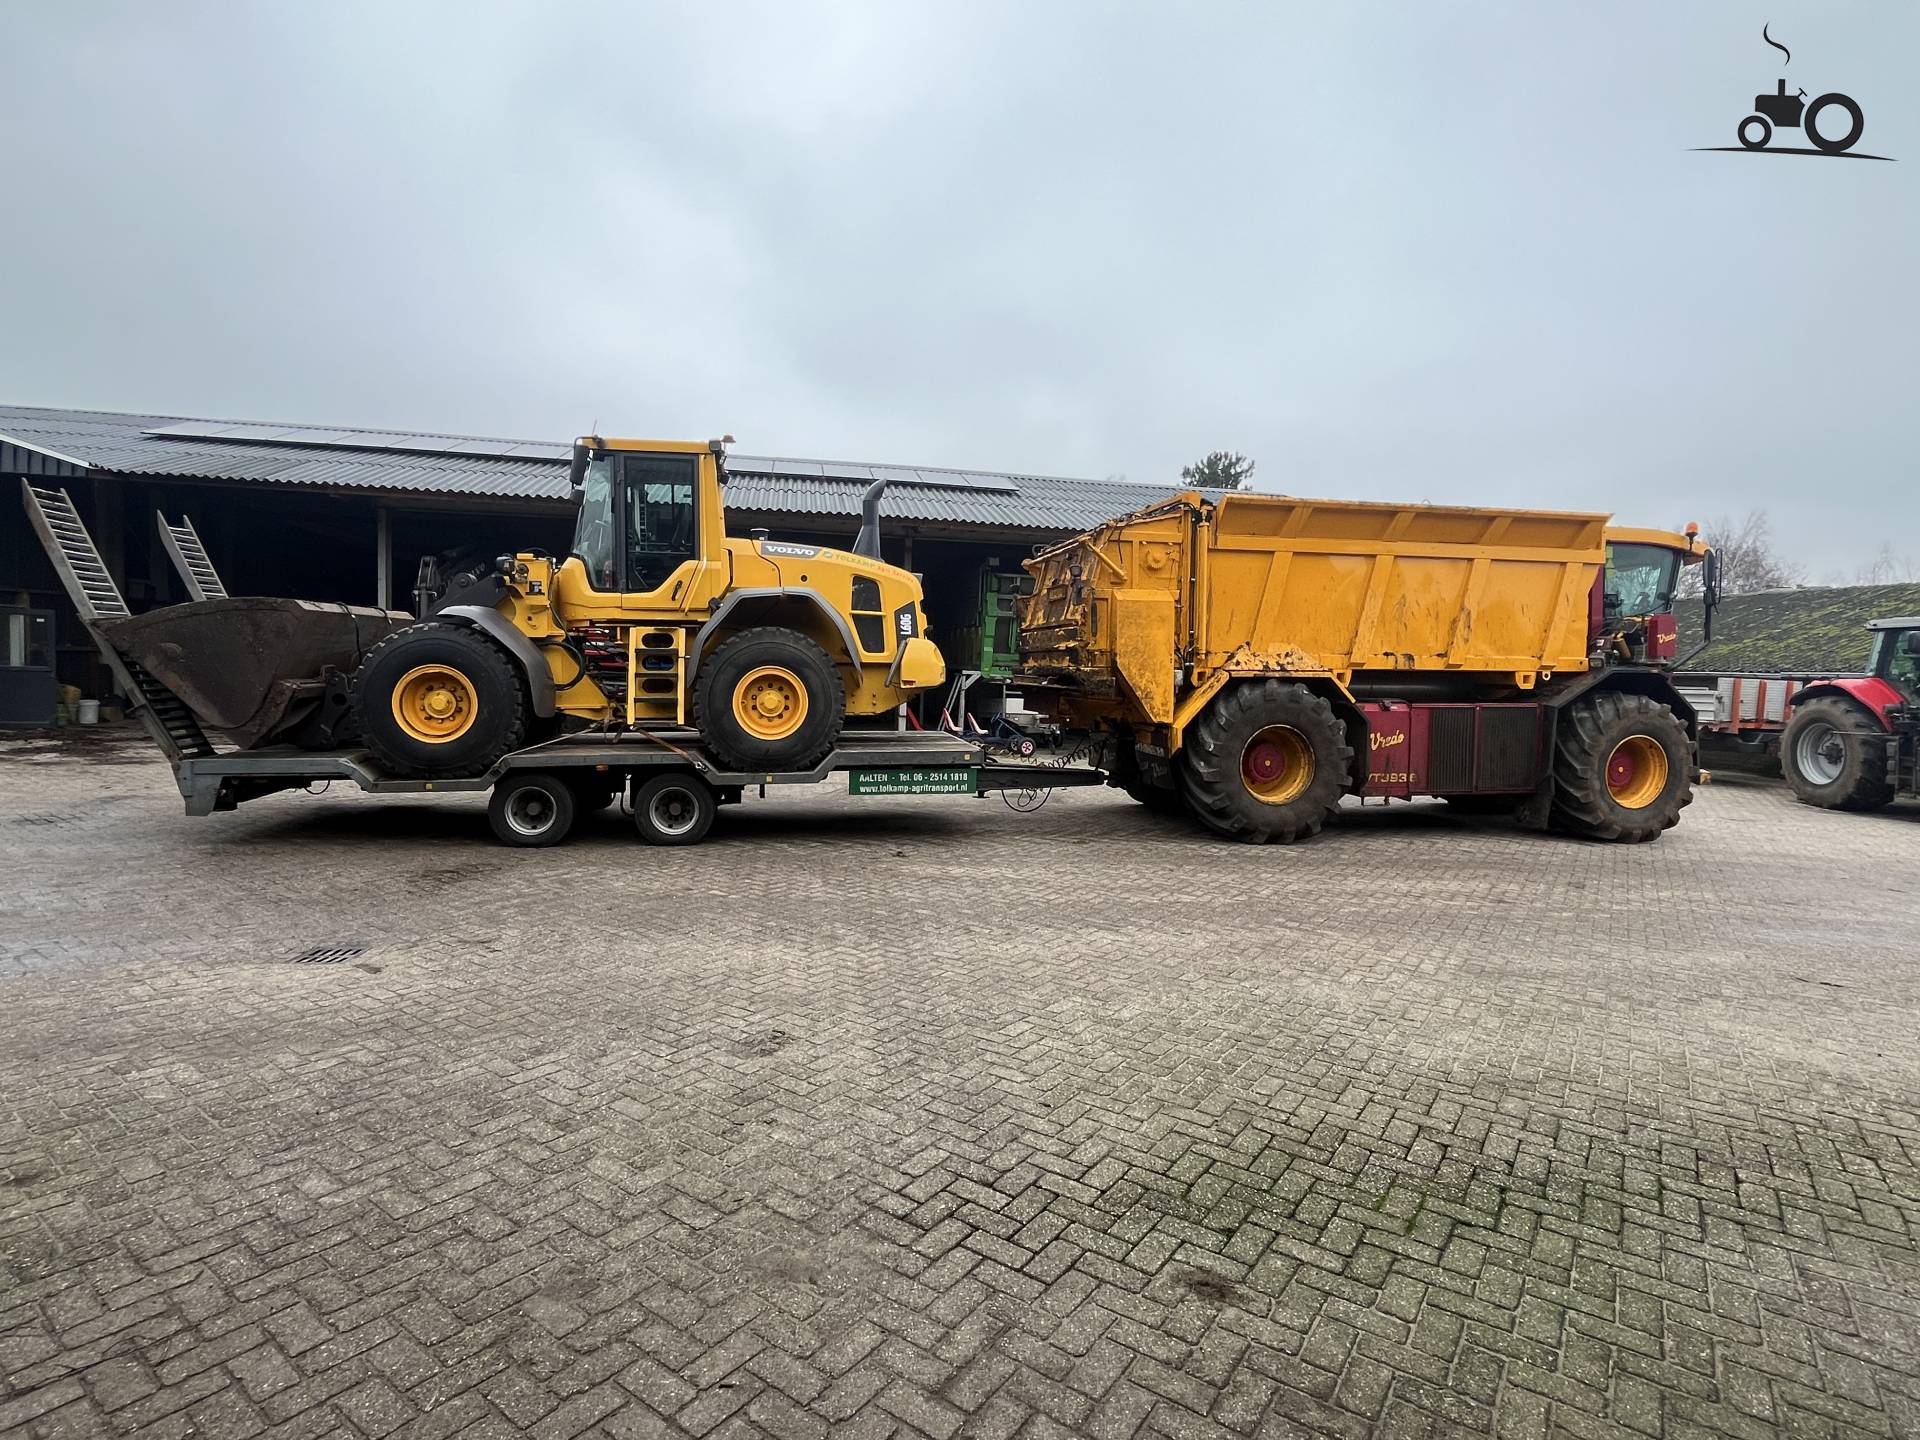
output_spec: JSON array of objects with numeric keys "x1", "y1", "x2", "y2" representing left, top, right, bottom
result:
[{"x1": 76, "y1": 699, "x2": 100, "y2": 725}]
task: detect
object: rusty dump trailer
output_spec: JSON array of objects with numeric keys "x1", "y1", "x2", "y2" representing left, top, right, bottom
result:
[{"x1": 1020, "y1": 491, "x2": 1707, "y2": 843}]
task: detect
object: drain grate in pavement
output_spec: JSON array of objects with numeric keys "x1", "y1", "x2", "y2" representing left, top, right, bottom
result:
[{"x1": 288, "y1": 945, "x2": 369, "y2": 966}]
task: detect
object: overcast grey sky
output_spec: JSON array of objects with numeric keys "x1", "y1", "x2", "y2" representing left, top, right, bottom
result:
[{"x1": 1, "y1": 2, "x2": 1912, "y2": 576}]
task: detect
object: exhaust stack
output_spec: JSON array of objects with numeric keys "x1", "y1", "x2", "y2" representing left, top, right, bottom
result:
[{"x1": 852, "y1": 478, "x2": 888, "y2": 560}]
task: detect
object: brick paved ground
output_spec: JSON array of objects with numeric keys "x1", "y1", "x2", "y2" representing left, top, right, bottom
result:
[{"x1": 4, "y1": 733, "x2": 1919, "y2": 1440}]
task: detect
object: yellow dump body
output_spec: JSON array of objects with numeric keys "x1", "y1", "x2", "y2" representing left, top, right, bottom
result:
[{"x1": 1020, "y1": 491, "x2": 1611, "y2": 741}]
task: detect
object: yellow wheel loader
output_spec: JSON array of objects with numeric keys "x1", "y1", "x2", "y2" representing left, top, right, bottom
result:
[{"x1": 353, "y1": 435, "x2": 946, "y2": 776}]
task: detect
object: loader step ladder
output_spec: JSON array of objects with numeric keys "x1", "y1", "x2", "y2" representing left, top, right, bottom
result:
[
  {"x1": 19, "y1": 480, "x2": 216, "y2": 761},
  {"x1": 157, "y1": 511, "x2": 228, "y2": 601}
]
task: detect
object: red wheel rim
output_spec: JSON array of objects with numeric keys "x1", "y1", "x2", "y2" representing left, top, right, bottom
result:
[{"x1": 1240, "y1": 726, "x2": 1313, "y2": 805}]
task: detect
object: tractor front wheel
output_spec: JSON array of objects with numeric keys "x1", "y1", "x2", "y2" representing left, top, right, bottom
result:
[
  {"x1": 355, "y1": 623, "x2": 529, "y2": 778},
  {"x1": 693, "y1": 627, "x2": 846, "y2": 772},
  {"x1": 1549, "y1": 692, "x2": 1691, "y2": 842},
  {"x1": 1781, "y1": 697, "x2": 1892, "y2": 810},
  {"x1": 1178, "y1": 681, "x2": 1352, "y2": 843}
]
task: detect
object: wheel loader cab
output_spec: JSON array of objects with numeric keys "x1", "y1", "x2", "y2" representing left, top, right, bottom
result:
[{"x1": 557, "y1": 438, "x2": 730, "y2": 618}]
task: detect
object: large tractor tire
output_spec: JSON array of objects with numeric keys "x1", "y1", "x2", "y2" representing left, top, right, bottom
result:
[
  {"x1": 1549, "y1": 691, "x2": 1691, "y2": 842},
  {"x1": 1781, "y1": 697, "x2": 1893, "y2": 811},
  {"x1": 1178, "y1": 680, "x2": 1352, "y2": 844},
  {"x1": 693, "y1": 627, "x2": 845, "y2": 772},
  {"x1": 1111, "y1": 736, "x2": 1189, "y2": 817},
  {"x1": 354, "y1": 622, "x2": 529, "y2": 778}
]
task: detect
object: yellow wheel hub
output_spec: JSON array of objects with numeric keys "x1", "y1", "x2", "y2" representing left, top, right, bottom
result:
[
  {"x1": 393, "y1": 665, "x2": 479, "y2": 743},
  {"x1": 733, "y1": 666, "x2": 809, "y2": 742},
  {"x1": 1242, "y1": 725, "x2": 1314, "y2": 806},
  {"x1": 1605, "y1": 734, "x2": 1668, "y2": 809}
]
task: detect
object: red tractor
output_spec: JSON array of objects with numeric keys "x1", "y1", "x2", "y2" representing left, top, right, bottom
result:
[{"x1": 1780, "y1": 617, "x2": 1920, "y2": 810}]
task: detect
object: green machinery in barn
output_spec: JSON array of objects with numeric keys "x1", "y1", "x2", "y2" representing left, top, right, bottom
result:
[{"x1": 948, "y1": 560, "x2": 1030, "y2": 680}]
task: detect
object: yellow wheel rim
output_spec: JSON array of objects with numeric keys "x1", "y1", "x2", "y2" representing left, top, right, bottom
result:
[
  {"x1": 1606, "y1": 735, "x2": 1668, "y2": 809},
  {"x1": 392, "y1": 664, "x2": 479, "y2": 743},
  {"x1": 732, "y1": 666, "x2": 809, "y2": 742},
  {"x1": 1241, "y1": 725, "x2": 1314, "y2": 805}
]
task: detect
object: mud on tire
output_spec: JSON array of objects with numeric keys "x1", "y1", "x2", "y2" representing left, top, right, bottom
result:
[
  {"x1": 693, "y1": 627, "x2": 846, "y2": 772},
  {"x1": 354, "y1": 622, "x2": 529, "y2": 778},
  {"x1": 1178, "y1": 680, "x2": 1353, "y2": 844},
  {"x1": 1549, "y1": 690, "x2": 1691, "y2": 842}
]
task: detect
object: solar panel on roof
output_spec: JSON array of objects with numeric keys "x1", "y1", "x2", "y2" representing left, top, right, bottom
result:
[
  {"x1": 730, "y1": 457, "x2": 1020, "y2": 494},
  {"x1": 141, "y1": 419, "x2": 567, "y2": 465}
]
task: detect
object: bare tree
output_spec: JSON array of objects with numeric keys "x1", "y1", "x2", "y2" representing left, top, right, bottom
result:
[
  {"x1": 1849, "y1": 544, "x2": 1920, "y2": 585},
  {"x1": 1675, "y1": 509, "x2": 1805, "y2": 597}
]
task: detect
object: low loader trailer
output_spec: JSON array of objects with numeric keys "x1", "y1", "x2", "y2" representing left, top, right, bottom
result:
[
  {"x1": 21, "y1": 474, "x2": 1094, "y2": 848},
  {"x1": 171, "y1": 729, "x2": 1089, "y2": 847}
]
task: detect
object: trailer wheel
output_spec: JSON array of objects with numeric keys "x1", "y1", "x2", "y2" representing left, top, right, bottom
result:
[
  {"x1": 1178, "y1": 681, "x2": 1352, "y2": 843},
  {"x1": 355, "y1": 623, "x2": 528, "y2": 778},
  {"x1": 1550, "y1": 692, "x2": 1692, "y2": 842},
  {"x1": 1781, "y1": 697, "x2": 1893, "y2": 810},
  {"x1": 633, "y1": 772, "x2": 716, "y2": 846},
  {"x1": 488, "y1": 772, "x2": 576, "y2": 847},
  {"x1": 693, "y1": 627, "x2": 845, "y2": 772}
]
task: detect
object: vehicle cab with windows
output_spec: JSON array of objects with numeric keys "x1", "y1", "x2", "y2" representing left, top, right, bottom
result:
[
  {"x1": 497, "y1": 434, "x2": 944, "y2": 768},
  {"x1": 1599, "y1": 526, "x2": 1709, "y2": 666}
]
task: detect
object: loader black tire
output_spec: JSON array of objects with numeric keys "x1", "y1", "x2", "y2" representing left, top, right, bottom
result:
[
  {"x1": 354, "y1": 622, "x2": 529, "y2": 778},
  {"x1": 1781, "y1": 696, "x2": 1893, "y2": 811},
  {"x1": 1178, "y1": 681, "x2": 1352, "y2": 844},
  {"x1": 693, "y1": 627, "x2": 845, "y2": 773},
  {"x1": 1549, "y1": 691, "x2": 1691, "y2": 842}
]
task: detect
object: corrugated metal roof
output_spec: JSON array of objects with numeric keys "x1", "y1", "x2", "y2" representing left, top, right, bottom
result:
[
  {"x1": 1675, "y1": 583, "x2": 1920, "y2": 675},
  {"x1": 0, "y1": 403, "x2": 1207, "y2": 533}
]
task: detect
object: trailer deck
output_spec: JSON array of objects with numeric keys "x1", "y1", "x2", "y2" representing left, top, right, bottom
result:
[
  {"x1": 178, "y1": 729, "x2": 994, "y2": 813},
  {"x1": 175, "y1": 727, "x2": 1107, "y2": 844}
]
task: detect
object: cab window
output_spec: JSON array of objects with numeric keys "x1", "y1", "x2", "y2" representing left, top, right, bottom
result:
[
  {"x1": 1875, "y1": 629, "x2": 1920, "y2": 694},
  {"x1": 1604, "y1": 543, "x2": 1680, "y2": 617},
  {"x1": 571, "y1": 455, "x2": 618, "y2": 588},
  {"x1": 620, "y1": 454, "x2": 697, "y2": 593}
]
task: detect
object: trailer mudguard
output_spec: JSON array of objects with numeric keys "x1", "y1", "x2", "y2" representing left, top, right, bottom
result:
[{"x1": 437, "y1": 605, "x2": 558, "y2": 718}]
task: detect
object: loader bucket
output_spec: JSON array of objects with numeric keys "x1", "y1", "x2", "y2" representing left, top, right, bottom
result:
[{"x1": 95, "y1": 597, "x2": 409, "y2": 749}]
